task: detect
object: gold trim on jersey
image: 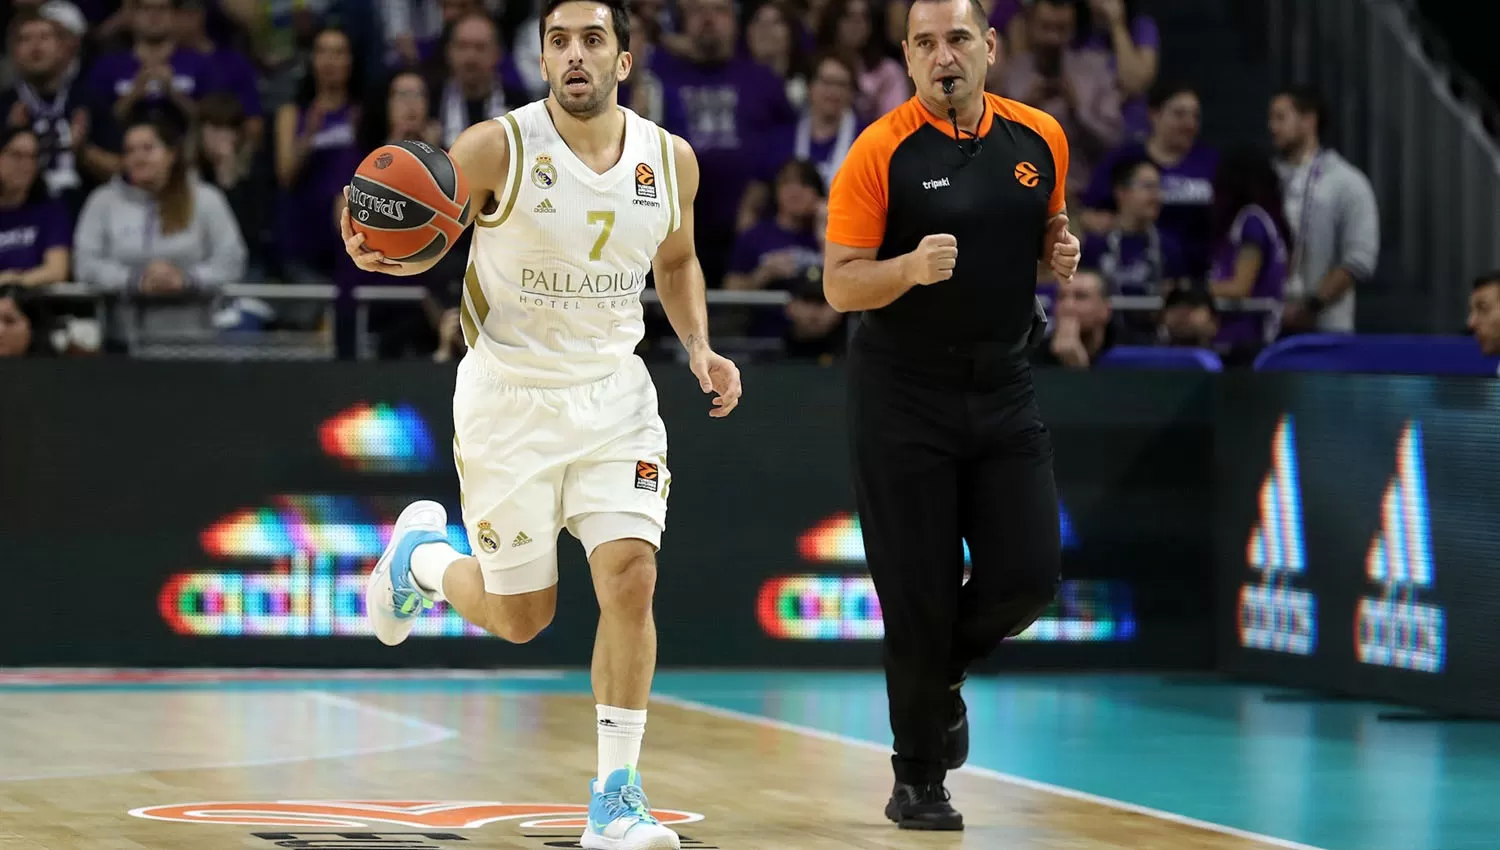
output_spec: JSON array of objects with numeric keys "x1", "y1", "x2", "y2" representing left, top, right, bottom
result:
[
  {"x1": 479, "y1": 113, "x2": 526, "y2": 229},
  {"x1": 655, "y1": 127, "x2": 678, "y2": 233},
  {"x1": 461, "y1": 261, "x2": 490, "y2": 347},
  {"x1": 453, "y1": 436, "x2": 466, "y2": 513}
]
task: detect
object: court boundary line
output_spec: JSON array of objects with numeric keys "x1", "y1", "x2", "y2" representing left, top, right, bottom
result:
[
  {"x1": 651, "y1": 693, "x2": 1331, "y2": 850},
  {"x1": 0, "y1": 667, "x2": 565, "y2": 686},
  {"x1": 0, "y1": 690, "x2": 457, "y2": 783}
]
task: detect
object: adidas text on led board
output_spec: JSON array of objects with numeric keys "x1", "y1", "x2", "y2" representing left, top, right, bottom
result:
[
  {"x1": 1238, "y1": 414, "x2": 1317, "y2": 656},
  {"x1": 1356, "y1": 421, "x2": 1446, "y2": 673}
]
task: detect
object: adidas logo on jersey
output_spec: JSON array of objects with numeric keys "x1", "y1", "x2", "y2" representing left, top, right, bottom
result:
[
  {"x1": 534, "y1": 199, "x2": 556, "y2": 214},
  {"x1": 512, "y1": 531, "x2": 533, "y2": 547}
]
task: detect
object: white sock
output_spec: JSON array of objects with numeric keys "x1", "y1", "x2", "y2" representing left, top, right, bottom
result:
[
  {"x1": 596, "y1": 704, "x2": 647, "y2": 785},
  {"x1": 409, "y1": 541, "x2": 462, "y2": 601}
]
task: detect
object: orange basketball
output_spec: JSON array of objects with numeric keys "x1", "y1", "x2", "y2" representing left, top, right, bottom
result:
[{"x1": 347, "y1": 141, "x2": 472, "y2": 263}]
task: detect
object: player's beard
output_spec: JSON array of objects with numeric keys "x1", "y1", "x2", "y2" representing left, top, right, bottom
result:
[{"x1": 552, "y1": 69, "x2": 617, "y2": 118}]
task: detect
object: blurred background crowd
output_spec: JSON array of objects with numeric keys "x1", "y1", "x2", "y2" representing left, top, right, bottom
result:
[{"x1": 0, "y1": 0, "x2": 1496, "y2": 368}]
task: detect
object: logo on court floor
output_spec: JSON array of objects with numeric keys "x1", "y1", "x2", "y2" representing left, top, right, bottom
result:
[
  {"x1": 128, "y1": 800, "x2": 705, "y2": 830},
  {"x1": 476, "y1": 521, "x2": 500, "y2": 553},
  {"x1": 253, "y1": 833, "x2": 465, "y2": 848},
  {"x1": 634, "y1": 461, "x2": 659, "y2": 492}
]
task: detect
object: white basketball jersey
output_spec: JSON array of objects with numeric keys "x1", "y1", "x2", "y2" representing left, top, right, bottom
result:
[{"x1": 461, "y1": 100, "x2": 681, "y2": 386}]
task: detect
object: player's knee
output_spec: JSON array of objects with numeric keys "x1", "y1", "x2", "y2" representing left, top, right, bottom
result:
[
  {"x1": 482, "y1": 593, "x2": 556, "y2": 644},
  {"x1": 490, "y1": 613, "x2": 551, "y2": 644},
  {"x1": 592, "y1": 545, "x2": 657, "y2": 620}
]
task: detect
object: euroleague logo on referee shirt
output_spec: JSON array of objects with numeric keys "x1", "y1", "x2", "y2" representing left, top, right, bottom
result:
[{"x1": 1014, "y1": 161, "x2": 1040, "y2": 187}]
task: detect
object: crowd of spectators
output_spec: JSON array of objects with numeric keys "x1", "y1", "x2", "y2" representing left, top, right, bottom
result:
[{"x1": 0, "y1": 0, "x2": 1488, "y2": 366}]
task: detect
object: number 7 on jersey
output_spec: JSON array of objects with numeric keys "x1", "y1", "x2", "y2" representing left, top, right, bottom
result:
[{"x1": 587, "y1": 210, "x2": 615, "y2": 261}]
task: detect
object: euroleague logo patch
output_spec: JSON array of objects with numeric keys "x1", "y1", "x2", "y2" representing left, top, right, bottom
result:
[
  {"x1": 1014, "y1": 161, "x2": 1040, "y2": 188},
  {"x1": 634, "y1": 162, "x2": 657, "y2": 199},
  {"x1": 128, "y1": 800, "x2": 706, "y2": 830},
  {"x1": 635, "y1": 460, "x2": 659, "y2": 492}
]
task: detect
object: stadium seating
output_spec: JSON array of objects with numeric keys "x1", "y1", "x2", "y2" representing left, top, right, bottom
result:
[
  {"x1": 1096, "y1": 346, "x2": 1225, "y2": 372},
  {"x1": 1252, "y1": 334, "x2": 1500, "y2": 376}
]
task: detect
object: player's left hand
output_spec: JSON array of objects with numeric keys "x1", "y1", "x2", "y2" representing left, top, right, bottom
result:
[
  {"x1": 1047, "y1": 214, "x2": 1081, "y2": 282},
  {"x1": 689, "y1": 345, "x2": 742, "y2": 418}
]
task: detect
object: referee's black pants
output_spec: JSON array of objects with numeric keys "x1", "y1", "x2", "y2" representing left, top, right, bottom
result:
[{"x1": 848, "y1": 323, "x2": 1062, "y2": 786}]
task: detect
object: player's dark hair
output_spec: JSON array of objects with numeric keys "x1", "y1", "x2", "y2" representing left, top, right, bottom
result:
[
  {"x1": 1210, "y1": 146, "x2": 1295, "y2": 258},
  {"x1": 539, "y1": 0, "x2": 631, "y2": 53},
  {"x1": 1273, "y1": 85, "x2": 1327, "y2": 133},
  {"x1": 1473, "y1": 271, "x2": 1500, "y2": 292}
]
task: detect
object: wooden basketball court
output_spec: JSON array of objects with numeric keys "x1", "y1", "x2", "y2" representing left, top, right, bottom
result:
[{"x1": 0, "y1": 671, "x2": 1315, "y2": 850}]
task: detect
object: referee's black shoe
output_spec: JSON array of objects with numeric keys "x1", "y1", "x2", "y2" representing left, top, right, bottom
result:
[
  {"x1": 884, "y1": 782, "x2": 964, "y2": 830},
  {"x1": 943, "y1": 677, "x2": 969, "y2": 770}
]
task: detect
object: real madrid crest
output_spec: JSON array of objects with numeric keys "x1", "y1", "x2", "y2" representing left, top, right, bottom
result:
[
  {"x1": 531, "y1": 154, "x2": 558, "y2": 190},
  {"x1": 477, "y1": 520, "x2": 500, "y2": 553}
]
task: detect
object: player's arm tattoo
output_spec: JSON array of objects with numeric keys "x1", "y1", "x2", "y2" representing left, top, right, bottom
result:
[{"x1": 684, "y1": 333, "x2": 708, "y2": 351}]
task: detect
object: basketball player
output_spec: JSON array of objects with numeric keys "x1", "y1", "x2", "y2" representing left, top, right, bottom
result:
[{"x1": 339, "y1": 1, "x2": 742, "y2": 847}]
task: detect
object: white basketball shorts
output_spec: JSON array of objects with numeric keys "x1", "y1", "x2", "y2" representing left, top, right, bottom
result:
[{"x1": 451, "y1": 350, "x2": 671, "y2": 595}]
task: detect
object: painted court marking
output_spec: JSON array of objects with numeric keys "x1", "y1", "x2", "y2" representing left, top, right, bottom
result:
[
  {"x1": 651, "y1": 693, "x2": 1331, "y2": 850},
  {"x1": 0, "y1": 669, "x2": 1330, "y2": 849},
  {"x1": 127, "y1": 799, "x2": 705, "y2": 830},
  {"x1": 0, "y1": 668, "x2": 564, "y2": 686},
  {"x1": 0, "y1": 690, "x2": 456, "y2": 783}
]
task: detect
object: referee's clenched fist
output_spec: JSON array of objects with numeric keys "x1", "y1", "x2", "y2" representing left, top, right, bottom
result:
[
  {"x1": 905, "y1": 234, "x2": 958, "y2": 284},
  {"x1": 820, "y1": 0, "x2": 1071, "y2": 833}
]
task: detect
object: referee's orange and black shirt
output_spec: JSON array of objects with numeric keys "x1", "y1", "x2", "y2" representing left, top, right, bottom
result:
[{"x1": 826, "y1": 92, "x2": 1069, "y2": 348}]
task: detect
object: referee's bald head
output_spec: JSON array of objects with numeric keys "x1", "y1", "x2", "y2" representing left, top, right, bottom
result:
[{"x1": 904, "y1": 0, "x2": 989, "y2": 40}]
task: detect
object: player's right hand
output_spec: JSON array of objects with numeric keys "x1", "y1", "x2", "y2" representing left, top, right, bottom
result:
[
  {"x1": 906, "y1": 233, "x2": 958, "y2": 285},
  {"x1": 341, "y1": 188, "x2": 403, "y2": 274}
]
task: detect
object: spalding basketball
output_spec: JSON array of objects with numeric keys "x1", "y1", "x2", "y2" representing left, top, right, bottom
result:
[{"x1": 348, "y1": 140, "x2": 471, "y2": 263}]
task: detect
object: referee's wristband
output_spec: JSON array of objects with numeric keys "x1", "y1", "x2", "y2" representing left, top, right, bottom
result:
[{"x1": 1305, "y1": 295, "x2": 1325, "y2": 313}]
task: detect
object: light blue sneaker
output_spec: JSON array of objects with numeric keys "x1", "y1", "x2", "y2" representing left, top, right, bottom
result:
[
  {"x1": 580, "y1": 767, "x2": 680, "y2": 850},
  {"x1": 365, "y1": 500, "x2": 448, "y2": 646}
]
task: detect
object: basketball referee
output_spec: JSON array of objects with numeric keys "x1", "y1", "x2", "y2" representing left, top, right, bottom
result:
[{"x1": 822, "y1": 0, "x2": 1079, "y2": 830}]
